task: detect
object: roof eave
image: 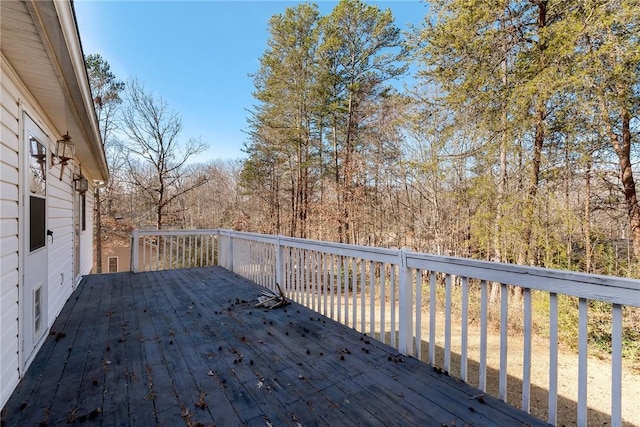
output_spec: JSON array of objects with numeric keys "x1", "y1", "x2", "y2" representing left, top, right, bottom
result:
[{"x1": 35, "y1": 0, "x2": 109, "y2": 183}]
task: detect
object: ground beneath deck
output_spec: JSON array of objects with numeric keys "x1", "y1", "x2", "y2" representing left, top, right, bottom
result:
[{"x1": 1, "y1": 267, "x2": 549, "y2": 426}]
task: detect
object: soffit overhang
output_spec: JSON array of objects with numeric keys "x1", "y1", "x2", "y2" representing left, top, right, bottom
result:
[{"x1": 1, "y1": 0, "x2": 109, "y2": 183}]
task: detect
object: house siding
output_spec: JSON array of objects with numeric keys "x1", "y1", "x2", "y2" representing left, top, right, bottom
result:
[
  {"x1": 47, "y1": 171, "x2": 74, "y2": 320},
  {"x1": 0, "y1": 58, "x2": 22, "y2": 408},
  {"x1": 0, "y1": 56, "x2": 98, "y2": 409}
]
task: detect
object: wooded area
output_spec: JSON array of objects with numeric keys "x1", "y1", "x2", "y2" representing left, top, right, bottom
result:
[{"x1": 88, "y1": 0, "x2": 640, "y2": 278}]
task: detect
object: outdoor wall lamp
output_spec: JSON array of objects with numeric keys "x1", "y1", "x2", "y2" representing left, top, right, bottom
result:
[
  {"x1": 52, "y1": 133, "x2": 74, "y2": 180},
  {"x1": 73, "y1": 173, "x2": 89, "y2": 193}
]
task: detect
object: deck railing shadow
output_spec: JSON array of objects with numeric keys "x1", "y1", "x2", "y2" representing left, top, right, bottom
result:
[
  {"x1": 131, "y1": 228, "x2": 640, "y2": 427},
  {"x1": 424, "y1": 338, "x2": 636, "y2": 427}
]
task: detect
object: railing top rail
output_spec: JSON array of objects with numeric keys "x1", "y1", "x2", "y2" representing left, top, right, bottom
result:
[
  {"x1": 220, "y1": 230, "x2": 399, "y2": 263},
  {"x1": 407, "y1": 252, "x2": 640, "y2": 306},
  {"x1": 134, "y1": 229, "x2": 221, "y2": 237}
]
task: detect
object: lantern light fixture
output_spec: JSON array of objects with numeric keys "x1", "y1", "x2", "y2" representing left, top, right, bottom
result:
[
  {"x1": 52, "y1": 132, "x2": 74, "y2": 180},
  {"x1": 73, "y1": 173, "x2": 89, "y2": 193}
]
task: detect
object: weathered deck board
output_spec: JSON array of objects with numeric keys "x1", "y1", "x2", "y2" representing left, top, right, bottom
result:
[{"x1": 1, "y1": 267, "x2": 550, "y2": 426}]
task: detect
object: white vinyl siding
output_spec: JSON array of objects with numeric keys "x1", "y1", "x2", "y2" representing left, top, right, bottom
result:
[
  {"x1": 47, "y1": 160, "x2": 75, "y2": 319},
  {"x1": 1, "y1": 57, "x2": 98, "y2": 409},
  {"x1": 0, "y1": 58, "x2": 21, "y2": 409}
]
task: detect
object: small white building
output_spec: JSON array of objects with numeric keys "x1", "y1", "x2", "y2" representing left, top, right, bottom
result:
[{"x1": 1, "y1": 0, "x2": 108, "y2": 409}]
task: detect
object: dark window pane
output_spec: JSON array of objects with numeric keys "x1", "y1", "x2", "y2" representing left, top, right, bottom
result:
[
  {"x1": 81, "y1": 193, "x2": 86, "y2": 231},
  {"x1": 30, "y1": 196, "x2": 46, "y2": 251}
]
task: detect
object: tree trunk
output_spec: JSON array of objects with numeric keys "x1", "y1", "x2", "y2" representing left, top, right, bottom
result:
[
  {"x1": 521, "y1": 1, "x2": 548, "y2": 268},
  {"x1": 342, "y1": 92, "x2": 355, "y2": 245},
  {"x1": 333, "y1": 120, "x2": 344, "y2": 243},
  {"x1": 611, "y1": 107, "x2": 640, "y2": 261},
  {"x1": 584, "y1": 156, "x2": 592, "y2": 272}
]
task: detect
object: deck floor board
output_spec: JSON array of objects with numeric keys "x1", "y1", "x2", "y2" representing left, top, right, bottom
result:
[{"x1": 1, "y1": 267, "x2": 550, "y2": 426}]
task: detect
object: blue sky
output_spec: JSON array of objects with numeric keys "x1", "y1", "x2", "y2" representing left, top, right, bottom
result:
[{"x1": 74, "y1": 1, "x2": 428, "y2": 162}]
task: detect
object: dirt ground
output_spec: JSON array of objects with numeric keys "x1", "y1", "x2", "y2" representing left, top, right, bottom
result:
[
  {"x1": 436, "y1": 321, "x2": 640, "y2": 427},
  {"x1": 315, "y1": 299, "x2": 640, "y2": 426}
]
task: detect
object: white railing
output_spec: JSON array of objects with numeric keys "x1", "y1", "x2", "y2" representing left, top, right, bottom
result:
[
  {"x1": 131, "y1": 228, "x2": 640, "y2": 427},
  {"x1": 131, "y1": 229, "x2": 218, "y2": 272}
]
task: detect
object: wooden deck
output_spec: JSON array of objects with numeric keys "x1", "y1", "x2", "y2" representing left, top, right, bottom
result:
[{"x1": 1, "y1": 267, "x2": 549, "y2": 426}]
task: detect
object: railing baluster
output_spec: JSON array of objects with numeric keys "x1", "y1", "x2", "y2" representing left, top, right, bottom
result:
[
  {"x1": 192, "y1": 235, "x2": 196, "y2": 268},
  {"x1": 262, "y1": 242, "x2": 266, "y2": 284},
  {"x1": 360, "y1": 259, "x2": 366, "y2": 333},
  {"x1": 380, "y1": 264, "x2": 386, "y2": 344},
  {"x1": 314, "y1": 252, "x2": 319, "y2": 313},
  {"x1": 169, "y1": 235, "x2": 174, "y2": 270},
  {"x1": 429, "y1": 271, "x2": 436, "y2": 365},
  {"x1": 612, "y1": 303, "x2": 622, "y2": 427},
  {"x1": 322, "y1": 253, "x2": 328, "y2": 316},
  {"x1": 251, "y1": 241, "x2": 254, "y2": 280},
  {"x1": 130, "y1": 230, "x2": 140, "y2": 273},
  {"x1": 162, "y1": 236, "x2": 167, "y2": 270},
  {"x1": 578, "y1": 298, "x2": 588, "y2": 426},
  {"x1": 284, "y1": 247, "x2": 291, "y2": 297},
  {"x1": 345, "y1": 257, "x2": 351, "y2": 327},
  {"x1": 297, "y1": 247, "x2": 302, "y2": 301},
  {"x1": 369, "y1": 261, "x2": 375, "y2": 338},
  {"x1": 330, "y1": 254, "x2": 335, "y2": 320},
  {"x1": 499, "y1": 283, "x2": 508, "y2": 402},
  {"x1": 461, "y1": 276, "x2": 468, "y2": 382},
  {"x1": 290, "y1": 247, "x2": 295, "y2": 301},
  {"x1": 312, "y1": 251, "x2": 317, "y2": 311},
  {"x1": 257, "y1": 242, "x2": 261, "y2": 285},
  {"x1": 208, "y1": 235, "x2": 211, "y2": 266},
  {"x1": 254, "y1": 241, "x2": 257, "y2": 279},
  {"x1": 444, "y1": 274, "x2": 452, "y2": 373},
  {"x1": 390, "y1": 265, "x2": 396, "y2": 348},
  {"x1": 352, "y1": 258, "x2": 358, "y2": 329},
  {"x1": 194, "y1": 234, "x2": 198, "y2": 268},
  {"x1": 549, "y1": 292, "x2": 558, "y2": 425},
  {"x1": 415, "y1": 269, "x2": 422, "y2": 360},
  {"x1": 398, "y1": 250, "x2": 413, "y2": 356},
  {"x1": 142, "y1": 235, "x2": 146, "y2": 271},
  {"x1": 182, "y1": 235, "x2": 186, "y2": 268},
  {"x1": 522, "y1": 287, "x2": 532, "y2": 413},
  {"x1": 204, "y1": 235, "x2": 208, "y2": 267},
  {"x1": 479, "y1": 279, "x2": 488, "y2": 392},
  {"x1": 305, "y1": 250, "x2": 310, "y2": 307}
]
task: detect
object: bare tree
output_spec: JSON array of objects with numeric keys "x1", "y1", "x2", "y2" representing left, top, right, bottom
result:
[{"x1": 121, "y1": 79, "x2": 208, "y2": 230}]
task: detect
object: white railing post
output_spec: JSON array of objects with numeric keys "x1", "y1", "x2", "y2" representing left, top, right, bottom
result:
[
  {"x1": 228, "y1": 234, "x2": 234, "y2": 273},
  {"x1": 131, "y1": 229, "x2": 139, "y2": 273},
  {"x1": 275, "y1": 236, "x2": 283, "y2": 289},
  {"x1": 398, "y1": 249, "x2": 413, "y2": 355}
]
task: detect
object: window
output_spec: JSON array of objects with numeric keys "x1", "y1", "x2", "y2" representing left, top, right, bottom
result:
[
  {"x1": 30, "y1": 196, "x2": 46, "y2": 251},
  {"x1": 81, "y1": 193, "x2": 86, "y2": 231},
  {"x1": 29, "y1": 137, "x2": 47, "y2": 251},
  {"x1": 34, "y1": 287, "x2": 42, "y2": 334},
  {"x1": 29, "y1": 137, "x2": 46, "y2": 195},
  {"x1": 108, "y1": 256, "x2": 118, "y2": 273}
]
